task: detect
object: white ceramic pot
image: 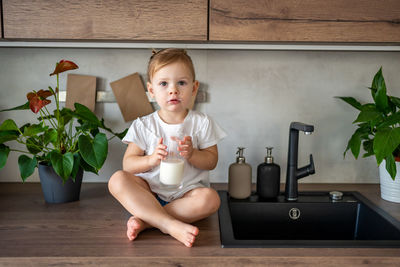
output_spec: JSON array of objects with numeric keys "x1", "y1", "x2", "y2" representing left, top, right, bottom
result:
[{"x1": 379, "y1": 159, "x2": 400, "y2": 203}]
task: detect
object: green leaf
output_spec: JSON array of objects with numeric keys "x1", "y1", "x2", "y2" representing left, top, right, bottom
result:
[
  {"x1": 52, "y1": 109, "x2": 68, "y2": 129},
  {"x1": 41, "y1": 153, "x2": 52, "y2": 165},
  {"x1": 43, "y1": 129, "x2": 58, "y2": 146},
  {"x1": 335, "y1": 96, "x2": 363, "y2": 110},
  {"x1": 344, "y1": 125, "x2": 371, "y2": 159},
  {"x1": 99, "y1": 118, "x2": 115, "y2": 134},
  {"x1": 75, "y1": 120, "x2": 99, "y2": 132},
  {"x1": 385, "y1": 154, "x2": 397, "y2": 180},
  {"x1": 345, "y1": 130, "x2": 363, "y2": 159},
  {"x1": 18, "y1": 155, "x2": 37, "y2": 182},
  {"x1": 373, "y1": 128, "x2": 400, "y2": 164},
  {"x1": 74, "y1": 103, "x2": 100, "y2": 126},
  {"x1": 372, "y1": 68, "x2": 389, "y2": 113},
  {"x1": 49, "y1": 151, "x2": 74, "y2": 182},
  {"x1": 100, "y1": 118, "x2": 128, "y2": 139},
  {"x1": 115, "y1": 128, "x2": 128, "y2": 140},
  {"x1": 0, "y1": 130, "x2": 20, "y2": 143},
  {"x1": 388, "y1": 99, "x2": 397, "y2": 114},
  {"x1": 59, "y1": 108, "x2": 74, "y2": 126},
  {"x1": 48, "y1": 86, "x2": 56, "y2": 95},
  {"x1": 377, "y1": 112, "x2": 400, "y2": 129},
  {"x1": 19, "y1": 123, "x2": 30, "y2": 132},
  {"x1": 362, "y1": 140, "x2": 374, "y2": 158},
  {"x1": 26, "y1": 137, "x2": 42, "y2": 154},
  {"x1": 0, "y1": 119, "x2": 20, "y2": 131},
  {"x1": 71, "y1": 153, "x2": 81, "y2": 181},
  {"x1": 23, "y1": 123, "x2": 48, "y2": 136},
  {"x1": 90, "y1": 128, "x2": 100, "y2": 138},
  {"x1": 371, "y1": 67, "x2": 383, "y2": 100},
  {"x1": 354, "y1": 105, "x2": 382, "y2": 123},
  {"x1": 0, "y1": 120, "x2": 23, "y2": 143},
  {"x1": 0, "y1": 144, "x2": 10, "y2": 169},
  {"x1": 78, "y1": 133, "x2": 108, "y2": 170},
  {"x1": 0, "y1": 102, "x2": 30, "y2": 112},
  {"x1": 390, "y1": 96, "x2": 400, "y2": 109},
  {"x1": 79, "y1": 158, "x2": 98, "y2": 175}
]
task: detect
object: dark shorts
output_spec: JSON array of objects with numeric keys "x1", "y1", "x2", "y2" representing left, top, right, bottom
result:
[{"x1": 156, "y1": 195, "x2": 169, "y2": 206}]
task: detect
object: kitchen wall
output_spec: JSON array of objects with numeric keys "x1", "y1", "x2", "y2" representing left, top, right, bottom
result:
[{"x1": 1, "y1": 48, "x2": 399, "y2": 183}]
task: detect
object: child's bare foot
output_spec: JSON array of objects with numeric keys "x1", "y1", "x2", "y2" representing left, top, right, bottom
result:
[
  {"x1": 126, "y1": 216, "x2": 148, "y2": 241},
  {"x1": 164, "y1": 220, "x2": 199, "y2": 247}
]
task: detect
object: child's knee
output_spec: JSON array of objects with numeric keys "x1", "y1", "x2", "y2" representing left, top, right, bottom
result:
[
  {"x1": 108, "y1": 170, "x2": 129, "y2": 195},
  {"x1": 209, "y1": 189, "x2": 221, "y2": 213},
  {"x1": 198, "y1": 188, "x2": 220, "y2": 214}
]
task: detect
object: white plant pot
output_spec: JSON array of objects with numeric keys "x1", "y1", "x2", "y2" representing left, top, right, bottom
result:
[{"x1": 379, "y1": 159, "x2": 400, "y2": 203}]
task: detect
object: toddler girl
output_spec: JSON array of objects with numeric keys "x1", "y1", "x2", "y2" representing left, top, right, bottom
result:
[{"x1": 108, "y1": 48, "x2": 226, "y2": 247}]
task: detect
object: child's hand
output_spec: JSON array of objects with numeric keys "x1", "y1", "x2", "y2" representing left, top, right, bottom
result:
[
  {"x1": 178, "y1": 136, "x2": 194, "y2": 160},
  {"x1": 149, "y1": 138, "x2": 167, "y2": 167}
]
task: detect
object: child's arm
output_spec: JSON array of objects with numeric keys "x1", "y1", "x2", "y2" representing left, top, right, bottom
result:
[
  {"x1": 178, "y1": 136, "x2": 218, "y2": 170},
  {"x1": 123, "y1": 138, "x2": 167, "y2": 174}
]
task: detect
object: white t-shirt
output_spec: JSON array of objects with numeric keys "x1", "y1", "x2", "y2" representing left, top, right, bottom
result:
[{"x1": 122, "y1": 110, "x2": 226, "y2": 202}]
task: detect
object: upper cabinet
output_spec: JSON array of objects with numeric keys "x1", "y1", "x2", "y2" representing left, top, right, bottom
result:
[
  {"x1": 3, "y1": 0, "x2": 400, "y2": 43},
  {"x1": 3, "y1": 0, "x2": 208, "y2": 41},
  {"x1": 209, "y1": 0, "x2": 400, "y2": 42},
  {"x1": 0, "y1": 2, "x2": 3, "y2": 39}
]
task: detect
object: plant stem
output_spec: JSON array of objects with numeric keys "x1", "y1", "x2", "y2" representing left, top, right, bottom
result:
[
  {"x1": 70, "y1": 129, "x2": 84, "y2": 141},
  {"x1": 38, "y1": 110, "x2": 46, "y2": 125},
  {"x1": 68, "y1": 138, "x2": 79, "y2": 153},
  {"x1": 68, "y1": 130, "x2": 84, "y2": 152},
  {"x1": 43, "y1": 106, "x2": 57, "y2": 128},
  {"x1": 56, "y1": 73, "x2": 62, "y2": 152},
  {"x1": 68, "y1": 120, "x2": 73, "y2": 147},
  {"x1": 39, "y1": 109, "x2": 56, "y2": 130},
  {"x1": 56, "y1": 74, "x2": 60, "y2": 117},
  {"x1": 16, "y1": 125, "x2": 24, "y2": 136},
  {"x1": 15, "y1": 138, "x2": 51, "y2": 154}
]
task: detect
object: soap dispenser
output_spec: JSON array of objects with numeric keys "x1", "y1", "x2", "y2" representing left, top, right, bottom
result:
[
  {"x1": 257, "y1": 147, "x2": 281, "y2": 199},
  {"x1": 228, "y1": 147, "x2": 252, "y2": 199}
]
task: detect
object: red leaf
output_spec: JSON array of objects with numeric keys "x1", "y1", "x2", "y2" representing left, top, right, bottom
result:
[
  {"x1": 49, "y1": 60, "x2": 78, "y2": 76},
  {"x1": 36, "y1": 89, "x2": 53, "y2": 98},
  {"x1": 26, "y1": 92, "x2": 36, "y2": 101},
  {"x1": 26, "y1": 90, "x2": 52, "y2": 101},
  {"x1": 27, "y1": 91, "x2": 52, "y2": 113}
]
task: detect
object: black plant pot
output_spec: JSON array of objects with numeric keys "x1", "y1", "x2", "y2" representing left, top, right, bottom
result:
[{"x1": 38, "y1": 163, "x2": 83, "y2": 204}]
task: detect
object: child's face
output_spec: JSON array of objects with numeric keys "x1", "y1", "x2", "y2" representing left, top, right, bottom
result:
[{"x1": 147, "y1": 61, "x2": 199, "y2": 114}]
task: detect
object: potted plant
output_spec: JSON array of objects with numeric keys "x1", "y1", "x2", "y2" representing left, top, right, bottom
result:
[
  {"x1": 0, "y1": 60, "x2": 127, "y2": 203},
  {"x1": 336, "y1": 67, "x2": 400, "y2": 203}
]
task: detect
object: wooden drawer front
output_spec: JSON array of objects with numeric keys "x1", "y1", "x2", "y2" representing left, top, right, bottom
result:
[
  {"x1": 3, "y1": 0, "x2": 207, "y2": 41},
  {"x1": 209, "y1": 0, "x2": 400, "y2": 42}
]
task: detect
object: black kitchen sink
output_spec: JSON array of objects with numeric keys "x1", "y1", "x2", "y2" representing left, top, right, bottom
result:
[{"x1": 218, "y1": 191, "x2": 400, "y2": 247}]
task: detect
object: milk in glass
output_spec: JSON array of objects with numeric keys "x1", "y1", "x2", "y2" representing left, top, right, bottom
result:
[
  {"x1": 160, "y1": 136, "x2": 184, "y2": 188},
  {"x1": 160, "y1": 158, "x2": 184, "y2": 185}
]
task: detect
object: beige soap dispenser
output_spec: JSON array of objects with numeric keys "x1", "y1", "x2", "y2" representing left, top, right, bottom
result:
[{"x1": 228, "y1": 147, "x2": 252, "y2": 199}]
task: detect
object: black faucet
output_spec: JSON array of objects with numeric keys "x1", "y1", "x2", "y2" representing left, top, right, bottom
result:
[{"x1": 285, "y1": 122, "x2": 315, "y2": 201}]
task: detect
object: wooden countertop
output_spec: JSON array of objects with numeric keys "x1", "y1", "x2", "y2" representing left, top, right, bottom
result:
[{"x1": 0, "y1": 182, "x2": 399, "y2": 266}]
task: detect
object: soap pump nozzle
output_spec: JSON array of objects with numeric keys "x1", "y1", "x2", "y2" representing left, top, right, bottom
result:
[
  {"x1": 265, "y1": 147, "x2": 274, "y2": 164},
  {"x1": 236, "y1": 147, "x2": 246, "y2": 163}
]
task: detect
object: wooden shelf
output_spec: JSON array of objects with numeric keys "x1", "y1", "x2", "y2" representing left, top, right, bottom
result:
[{"x1": 0, "y1": 41, "x2": 399, "y2": 51}]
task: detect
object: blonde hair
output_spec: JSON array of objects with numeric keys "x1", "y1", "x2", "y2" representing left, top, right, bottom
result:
[{"x1": 147, "y1": 48, "x2": 196, "y2": 82}]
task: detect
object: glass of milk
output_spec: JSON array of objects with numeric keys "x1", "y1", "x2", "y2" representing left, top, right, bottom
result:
[{"x1": 160, "y1": 136, "x2": 184, "y2": 189}]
